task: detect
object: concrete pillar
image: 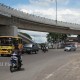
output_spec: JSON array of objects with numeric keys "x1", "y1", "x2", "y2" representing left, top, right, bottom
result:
[{"x1": 0, "y1": 25, "x2": 18, "y2": 36}]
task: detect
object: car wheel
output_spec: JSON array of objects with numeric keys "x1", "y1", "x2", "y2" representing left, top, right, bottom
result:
[
  {"x1": 27, "y1": 52, "x2": 31, "y2": 54},
  {"x1": 64, "y1": 50, "x2": 66, "y2": 51},
  {"x1": 66, "y1": 50, "x2": 69, "y2": 52}
]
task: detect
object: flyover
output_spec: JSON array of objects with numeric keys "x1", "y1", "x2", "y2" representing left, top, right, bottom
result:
[
  {"x1": 0, "y1": 3, "x2": 80, "y2": 36},
  {"x1": 18, "y1": 33, "x2": 34, "y2": 43}
]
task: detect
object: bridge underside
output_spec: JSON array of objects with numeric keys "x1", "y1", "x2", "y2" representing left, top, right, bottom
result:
[
  {"x1": 18, "y1": 20, "x2": 80, "y2": 35},
  {"x1": 14, "y1": 17, "x2": 80, "y2": 34},
  {"x1": 0, "y1": 15, "x2": 80, "y2": 35}
]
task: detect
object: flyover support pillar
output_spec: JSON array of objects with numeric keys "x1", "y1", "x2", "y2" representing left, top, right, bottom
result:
[{"x1": 0, "y1": 25, "x2": 18, "y2": 36}]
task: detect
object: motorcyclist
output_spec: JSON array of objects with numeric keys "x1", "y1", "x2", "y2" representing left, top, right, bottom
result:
[
  {"x1": 11, "y1": 45, "x2": 22, "y2": 65},
  {"x1": 42, "y1": 45, "x2": 46, "y2": 52}
]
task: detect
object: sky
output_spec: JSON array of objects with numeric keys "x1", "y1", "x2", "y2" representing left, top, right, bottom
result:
[
  {"x1": 19, "y1": 29, "x2": 48, "y2": 43},
  {"x1": 0, "y1": 0, "x2": 80, "y2": 24},
  {"x1": 0, "y1": 0, "x2": 79, "y2": 42}
]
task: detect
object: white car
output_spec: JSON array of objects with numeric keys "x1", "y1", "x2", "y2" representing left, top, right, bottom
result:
[{"x1": 64, "y1": 45, "x2": 76, "y2": 51}]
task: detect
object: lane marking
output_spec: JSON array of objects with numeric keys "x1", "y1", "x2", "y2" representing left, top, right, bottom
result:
[
  {"x1": 45, "y1": 74, "x2": 53, "y2": 79},
  {"x1": 42, "y1": 59, "x2": 76, "y2": 80}
]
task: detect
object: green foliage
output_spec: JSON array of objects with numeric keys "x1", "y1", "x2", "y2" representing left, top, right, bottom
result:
[
  {"x1": 47, "y1": 32, "x2": 67, "y2": 43},
  {"x1": 77, "y1": 35, "x2": 80, "y2": 42}
]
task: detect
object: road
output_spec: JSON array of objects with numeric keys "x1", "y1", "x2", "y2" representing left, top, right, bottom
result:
[{"x1": 0, "y1": 49, "x2": 80, "y2": 80}]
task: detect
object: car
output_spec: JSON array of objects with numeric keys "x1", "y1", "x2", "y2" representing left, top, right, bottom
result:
[
  {"x1": 23, "y1": 43, "x2": 39, "y2": 54},
  {"x1": 64, "y1": 45, "x2": 76, "y2": 51}
]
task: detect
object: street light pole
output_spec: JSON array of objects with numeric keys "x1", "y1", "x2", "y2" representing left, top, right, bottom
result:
[
  {"x1": 51, "y1": 0, "x2": 57, "y2": 24},
  {"x1": 55, "y1": 0, "x2": 57, "y2": 24}
]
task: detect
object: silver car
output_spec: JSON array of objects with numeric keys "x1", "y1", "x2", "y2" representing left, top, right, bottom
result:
[{"x1": 64, "y1": 45, "x2": 76, "y2": 51}]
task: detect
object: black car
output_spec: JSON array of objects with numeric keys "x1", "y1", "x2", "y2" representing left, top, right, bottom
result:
[{"x1": 23, "y1": 43, "x2": 39, "y2": 54}]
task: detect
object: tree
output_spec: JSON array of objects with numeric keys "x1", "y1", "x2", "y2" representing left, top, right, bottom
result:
[
  {"x1": 60, "y1": 34, "x2": 67, "y2": 41},
  {"x1": 77, "y1": 35, "x2": 80, "y2": 42},
  {"x1": 47, "y1": 32, "x2": 67, "y2": 43}
]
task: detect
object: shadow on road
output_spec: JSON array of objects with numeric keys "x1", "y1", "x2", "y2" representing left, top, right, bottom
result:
[
  {"x1": 16, "y1": 68, "x2": 25, "y2": 72},
  {"x1": 10, "y1": 68, "x2": 25, "y2": 73}
]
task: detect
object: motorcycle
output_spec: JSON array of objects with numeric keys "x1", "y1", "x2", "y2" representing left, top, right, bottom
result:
[
  {"x1": 10, "y1": 53, "x2": 22, "y2": 72},
  {"x1": 42, "y1": 47, "x2": 47, "y2": 53}
]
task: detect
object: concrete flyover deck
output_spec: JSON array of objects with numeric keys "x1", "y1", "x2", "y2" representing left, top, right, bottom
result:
[{"x1": 0, "y1": 3, "x2": 80, "y2": 34}]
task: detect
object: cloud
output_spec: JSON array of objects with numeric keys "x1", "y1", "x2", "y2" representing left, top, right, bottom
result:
[
  {"x1": 16, "y1": 1, "x2": 80, "y2": 42},
  {"x1": 31, "y1": 36, "x2": 47, "y2": 43},
  {"x1": 20, "y1": 30, "x2": 48, "y2": 36},
  {"x1": 29, "y1": 0, "x2": 55, "y2": 6},
  {"x1": 14, "y1": 1, "x2": 80, "y2": 24},
  {"x1": 19, "y1": 6, "x2": 80, "y2": 24},
  {"x1": 19, "y1": 30, "x2": 48, "y2": 43},
  {"x1": 20, "y1": 9, "x2": 28, "y2": 13},
  {"x1": 58, "y1": 9, "x2": 80, "y2": 23},
  {"x1": 29, "y1": 0, "x2": 69, "y2": 7},
  {"x1": 14, "y1": 0, "x2": 80, "y2": 24},
  {"x1": 58, "y1": 0, "x2": 69, "y2": 3}
]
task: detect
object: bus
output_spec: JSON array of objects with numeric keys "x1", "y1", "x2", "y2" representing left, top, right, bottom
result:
[{"x1": 0, "y1": 36, "x2": 23, "y2": 56}]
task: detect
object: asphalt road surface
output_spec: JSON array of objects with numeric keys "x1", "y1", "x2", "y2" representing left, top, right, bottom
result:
[{"x1": 0, "y1": 49, "x2": 80, "y2": 80}]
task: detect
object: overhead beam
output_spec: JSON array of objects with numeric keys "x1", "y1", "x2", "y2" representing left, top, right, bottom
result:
[
  {"x1": 12, "y1": 17, "x2": 80, "y2": 35},
  {"x1": 0, "y1": 15, "x2": 80, "y2": 35}
]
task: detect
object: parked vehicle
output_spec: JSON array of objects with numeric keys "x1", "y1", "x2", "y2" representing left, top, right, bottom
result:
[
  {"x1": 64, "y1": 45, "x2": 76, "y2": 51},
  {"x1": 23, "y1": 43, "x2": 39, "y2": 54}
]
